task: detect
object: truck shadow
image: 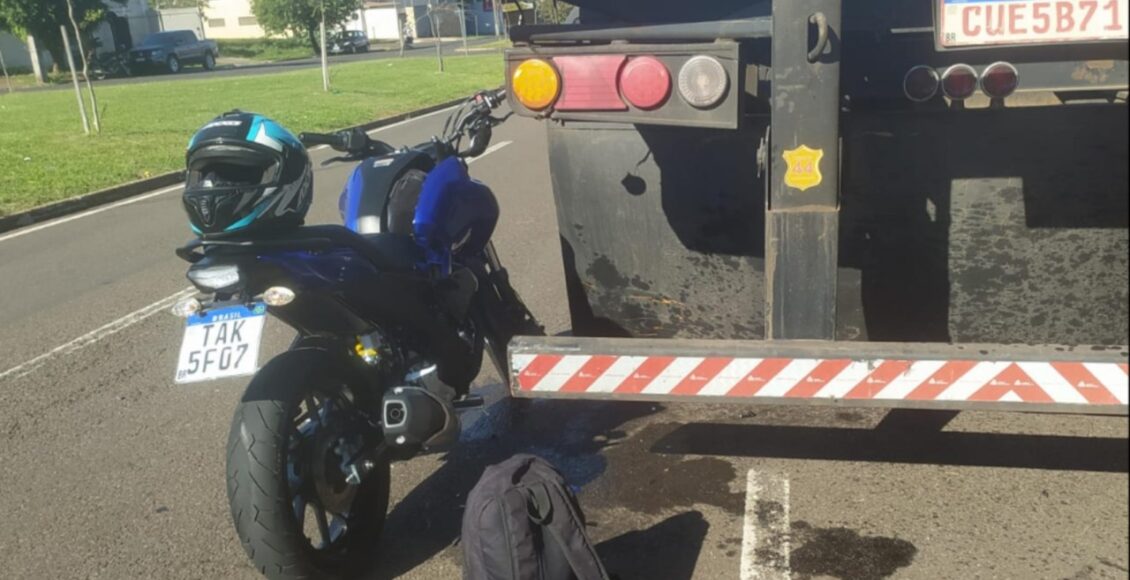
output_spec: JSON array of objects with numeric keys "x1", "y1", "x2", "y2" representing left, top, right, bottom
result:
[
  {"x1": 648, "y1": 421, "x2": 1129, "y2": 473},
  {"x1": 370, "y1": 399, "x2": 660, "y2": 579}
]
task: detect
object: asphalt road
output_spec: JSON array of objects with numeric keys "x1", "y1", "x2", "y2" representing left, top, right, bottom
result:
[
  {"x1": 32, "y1": 37, "x2": 496, "y2": 91},
  {"x1": 0, "y1": 107, "x2": 1126, "y2": 580}
]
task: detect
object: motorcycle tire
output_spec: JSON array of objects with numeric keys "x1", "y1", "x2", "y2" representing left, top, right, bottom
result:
[{"x1": 226, "y1": 348, "x2": 390, "y2": 580}]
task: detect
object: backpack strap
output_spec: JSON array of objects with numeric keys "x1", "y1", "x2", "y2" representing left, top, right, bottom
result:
[{"x1": 525, "y1": 483, "x2": 610, "y2": 580}]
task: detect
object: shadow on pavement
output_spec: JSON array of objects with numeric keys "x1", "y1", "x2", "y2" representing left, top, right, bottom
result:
[
  {"x1": 370, "y1": 399, "x2": 660, "y2": 579},
  {"x1": 596, "y1": 511, "x2": 709, "y2": 580},
  {"x1": 648, "y1": 422, "x2": 1129, "y2": 473}
]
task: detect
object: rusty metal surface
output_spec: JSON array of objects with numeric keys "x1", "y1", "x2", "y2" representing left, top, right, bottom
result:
[
  {"x1": 548, "y1": 102, "x2": 1127, "y2": 345},
  {"x1": 549, "y1": 122, "x2": 768, "y2": 339},
  {"x1": 840, "y1": 104, "x2": 1129, "y2": 345}
]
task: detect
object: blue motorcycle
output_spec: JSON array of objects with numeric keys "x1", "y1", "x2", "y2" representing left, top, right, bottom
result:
[{"x1": 173, "y1": 90, "x2": 539, "y2": 579}]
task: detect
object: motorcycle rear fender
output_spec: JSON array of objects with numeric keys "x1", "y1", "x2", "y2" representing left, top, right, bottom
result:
[
  {"x1": 341, "y1": 149, "x2": 436, "y2": 234},
  {"x1": 241, "y1": 340, "x2": 380, "y2": 407}
]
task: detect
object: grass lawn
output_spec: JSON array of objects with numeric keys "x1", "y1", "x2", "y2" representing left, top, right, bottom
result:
[
  {"x1": 215, "y1": 38, "x2": 314, "y2": 62},
  {"x1": 0, "y1": 53, "x2": 503, "y2": 216}
]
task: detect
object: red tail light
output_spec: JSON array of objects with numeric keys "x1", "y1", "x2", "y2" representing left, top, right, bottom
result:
[
  {"x1": 903, "y1": 65, "x2": 940, "y2": 102},
  {"x1": 941, "y1": 64, "x2": 978, "y2": 100},
  {"x1": 980, "y1": 62, "x2": 1019, "y2": 99},
  {"x1": 552, "y1": 55, "x2": 628, "y2": 111},
  {"x1": 619, "y1": 56, "x2": 671, "y2": 110}
]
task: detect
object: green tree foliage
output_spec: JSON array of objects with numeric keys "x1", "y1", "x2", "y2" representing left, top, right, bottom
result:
[
  {"x1": 0, "y1": 0, "x2": 123, "y2": 70},
  {"x1": 251, "y1": 0, "x2": 361, "y2": 53},
  {"x1": 146, "y1": 0, "x2": 208, "y2": 8},
  {"x1": 535, "y1": 0, "x2": 574, "y2": 24}
]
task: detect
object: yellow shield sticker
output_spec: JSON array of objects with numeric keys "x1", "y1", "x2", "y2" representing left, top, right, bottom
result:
[{"x1": 782, "y1": 145, "x2": 824, "y2": 191}]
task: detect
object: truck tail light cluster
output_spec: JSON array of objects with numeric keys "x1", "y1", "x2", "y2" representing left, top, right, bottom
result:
[
  {"x1": 903, "y1": 65, "x2": 940, "y2": 102},
  {"x1": 510, "y1": 54, "x2": 729, "y2": 113},
  {"x1": 941, "y1": 64, "x2": 979, "y2": 99},
  {"x1": 677, "y1": 55, "x2": 729, "y2": 109},
  {"x1": 511, "y1": 58, "x2": 560, "y2": 111},
  {"x1": 979, "y1": 62, "x2": 1019, "y2": 99},
  {"x1": 903, "y1": 61, "x2": 1019, "y2": 102}
]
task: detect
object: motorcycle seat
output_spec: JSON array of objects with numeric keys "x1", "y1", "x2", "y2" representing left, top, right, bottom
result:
[{"x1": 276, "y1": 225, "x2": 422, "y2": 272}]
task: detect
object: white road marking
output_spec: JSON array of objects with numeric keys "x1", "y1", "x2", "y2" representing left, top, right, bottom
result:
[
  {"x1": 741, "y1": 469, "x2": 792, "y2": 580},
  {"x1": 0, "y1": 104, "x2": 463, "y2": 244},
  {"x1": 0, "y1": 184, "x2": 185, "y2": 243},
  {"x1": 0, "y1": 287, "x2": 195, "y2": 383},
  {"x1": 465, "y1": 140, "x2": 513, "y2": 164},
  {"x1": 365, "y1": 104, "x2": 461, "y2": 136}
]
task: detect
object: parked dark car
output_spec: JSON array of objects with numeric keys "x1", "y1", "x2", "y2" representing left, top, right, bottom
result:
[
  {"x1": 128, "y1": 30, "x2": 218, "y2": 74},
  {"x1": 329, "y1": 30, "x2": 371, "y2": 54}
]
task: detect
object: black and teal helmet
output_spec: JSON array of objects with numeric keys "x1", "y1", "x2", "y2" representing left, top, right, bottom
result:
[{"x1": 183, "y1": 111, "x2": 312, "y2": 236}]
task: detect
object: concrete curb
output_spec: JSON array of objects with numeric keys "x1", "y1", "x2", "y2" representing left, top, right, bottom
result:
[{"x1": 0, "y1": 96, "x2": 467, "y2": 236}]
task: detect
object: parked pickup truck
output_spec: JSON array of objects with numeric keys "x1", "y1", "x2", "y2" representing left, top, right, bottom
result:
[{"x1": 128, "y1": 30, "x2": 218, "y2": 75}]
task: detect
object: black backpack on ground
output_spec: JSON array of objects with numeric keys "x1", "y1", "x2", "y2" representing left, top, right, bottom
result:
[{"x1": 462, "y1": 454, "x2": 611, "y2": 580}]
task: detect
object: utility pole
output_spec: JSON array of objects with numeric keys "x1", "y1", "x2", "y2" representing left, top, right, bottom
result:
[
  {"x1": 395, "y1": 0, "x2": 406, "y2": 57},
  {"x1": 459, "y1": 1, "x2": 468, "y2": 55},
  {"x1": 67, "y1": 0, "x2": 100, "y2": 133},
  {"x1": 492, "y1": 1, "x2": 501, "y2": 39},
  {"x1": 61, "y1": 26, "x2": 90, "y2": 135},
  {"x1": 0, "y1": 45, "x2": 12, "y2": 94},
  {"x1": 427, "y1": 0, "x2": 443, "y2": 72},
  {"x1": 320, "y1": 0, "x2": 330, "y2": 92}
]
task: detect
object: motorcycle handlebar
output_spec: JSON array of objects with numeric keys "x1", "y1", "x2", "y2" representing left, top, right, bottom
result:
[{"x1": 298, "y1": 132, "x2": 345, "y2": 149}]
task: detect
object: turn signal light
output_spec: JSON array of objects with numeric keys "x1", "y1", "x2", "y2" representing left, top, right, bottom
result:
[
  {"x1": 980, "y1": 61, "x2": 1019, "y2": 99},
  {"x1": 512, "y1": 59, "x2": 560, "y2": 111},
  {"x1": 263, "y1": 286, "x2": 296, "y2": 307},
  {"x1": 941, "y1": 64, "x2": 978, "y2": 100},
  {"x1": 171, "y1": 297, "x2": 202, "y2": 318}
]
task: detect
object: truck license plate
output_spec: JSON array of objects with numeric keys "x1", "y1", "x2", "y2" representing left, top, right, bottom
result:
[
  {"x1": 174, "y1": 303, "x2": 266, "y2": 384},
  {"x1": 938, "y1": 0, "x2": 1128, "y2": 47}
]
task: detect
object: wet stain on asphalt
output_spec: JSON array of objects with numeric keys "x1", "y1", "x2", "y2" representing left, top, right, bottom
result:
[
  {"x1": 585, "y1": 422, "x2": 744, "y2": 516},
  {"x1": 790, "y1": 521, "x2": 917, "y2": 580}
]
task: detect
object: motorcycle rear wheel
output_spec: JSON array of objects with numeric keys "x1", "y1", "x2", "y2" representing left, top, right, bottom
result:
[{"x1": 226, "y1": 349, "x2": 390, "y2": 580}]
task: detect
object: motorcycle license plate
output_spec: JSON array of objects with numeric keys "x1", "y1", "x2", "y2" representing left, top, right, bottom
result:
[
  {"x1": 937, "y1": 0, "x2": 1129, "y2": 47},
  {"x1": 174, "y1": 303, "x2": 266, "y2": 384}
]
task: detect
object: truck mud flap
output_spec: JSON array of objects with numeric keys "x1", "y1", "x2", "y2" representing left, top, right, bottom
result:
[{"x1": 508, "y1": 336, "x2": 1128, "y2": 415}]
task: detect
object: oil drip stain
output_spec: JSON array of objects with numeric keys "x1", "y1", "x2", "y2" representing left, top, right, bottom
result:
[
  {"x1": 585, "y1": 422, "x2": 744, "y2": 516},
  {"x1": 790, "y1": 521, "x2": 917, "y2": 580}
]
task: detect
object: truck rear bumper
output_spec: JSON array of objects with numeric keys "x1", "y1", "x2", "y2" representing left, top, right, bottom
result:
[{"x1": 509, "y1": 336, "x2": 1129, "y2": 415}]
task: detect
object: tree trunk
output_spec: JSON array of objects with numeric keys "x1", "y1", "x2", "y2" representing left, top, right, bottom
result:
[
  {"x1": 67, "y1": 0, "x2": 101, "y2": 134},
  {"x1": 306, "y1": 25, "x2": 320, "y2": 54}
]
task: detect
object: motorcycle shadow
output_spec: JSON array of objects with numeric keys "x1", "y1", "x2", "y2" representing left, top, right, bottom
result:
[{"x1": 370, "y1": 394, "x2": 660, "y2": 579}]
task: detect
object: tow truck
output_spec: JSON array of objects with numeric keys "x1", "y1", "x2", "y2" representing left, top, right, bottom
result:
[{"x1": 500, "y1": 0, "x2": 1128, "y2": 416}]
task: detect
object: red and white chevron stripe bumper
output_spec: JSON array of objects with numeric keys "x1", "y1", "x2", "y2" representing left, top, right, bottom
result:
[{"x1": 509, "y1": 337, "x2": 1129, "y2": 414}]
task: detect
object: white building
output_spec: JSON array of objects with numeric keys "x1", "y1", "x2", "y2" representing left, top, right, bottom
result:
[{"x1": 199, "y1": 0, "x2": 268, "y2": 40}]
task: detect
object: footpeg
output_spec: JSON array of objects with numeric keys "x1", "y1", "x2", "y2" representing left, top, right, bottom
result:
[{"x1": 453, "y1": 395, "x2": 484, "y2": 410}]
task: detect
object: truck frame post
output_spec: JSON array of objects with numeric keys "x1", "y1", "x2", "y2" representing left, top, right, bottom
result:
[{"x1": 766, "y1": 0, "x2": 843, "y2": 340}]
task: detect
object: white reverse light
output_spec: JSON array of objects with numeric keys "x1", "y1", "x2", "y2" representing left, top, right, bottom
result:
[
  {"x1": 262, "y1": 286, "x2": 296, "y2": 307},
  {"x1": 677, "y1": 55, "x2": 729, "y2": 109}
]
